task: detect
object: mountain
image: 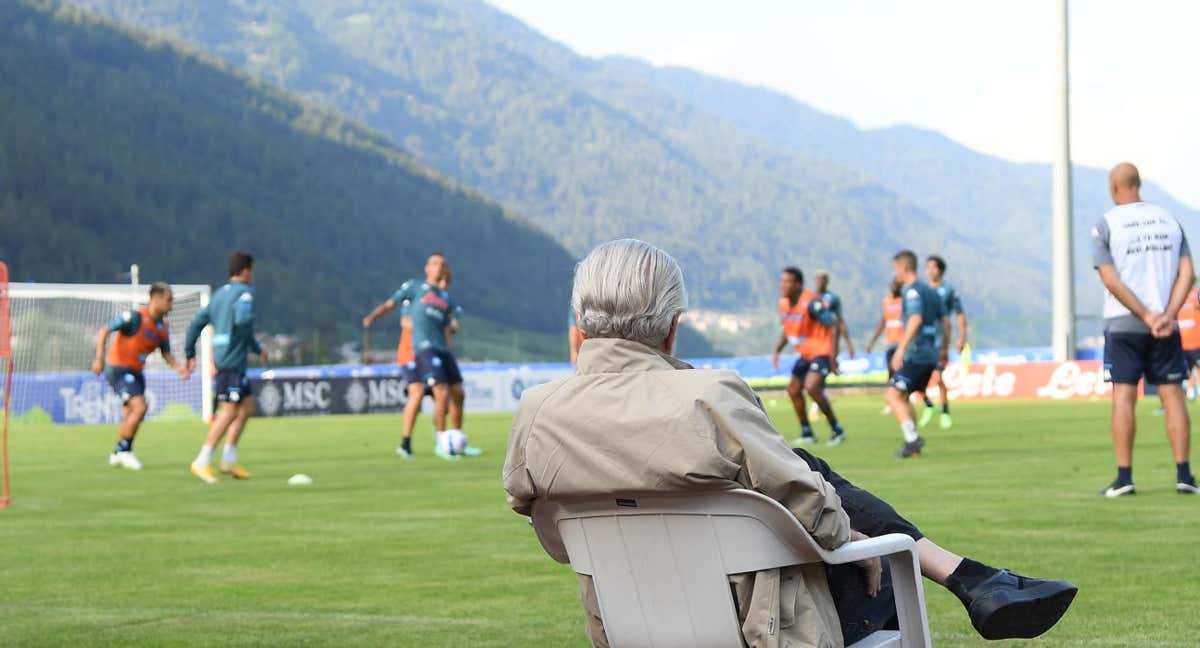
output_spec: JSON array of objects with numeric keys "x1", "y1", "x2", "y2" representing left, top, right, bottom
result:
[
  {"x1": 69, "y1": 0, "x2": 1057, "y2": 348},
  {"x1": 628, "y1": 62, "x2": 1200, "y2": 324},
  {"x1": 70, "y1": 0, "x2": 1198, "y2": 348},
  {"x1": 0, "y1": 0, "x2": 590, "y2": 362}
]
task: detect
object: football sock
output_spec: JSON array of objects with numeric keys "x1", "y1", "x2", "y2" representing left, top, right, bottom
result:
[
  {"x1": 829, "y1": 419, "x2": 842, "y2": 433},
  {"x1": 1177, "y1": 462, "x2": 1193, "y2": 483},
  {"x1": 942, "y1": 402, "x2": 950, "y2": 414},
  {"x1": 946, "y1": 558, "x2": 1000, "y2": 605},
  {"x1": 401, "y1": 436, "x2": 412, "y2": 453},
  {"x1": 194, "y1": 445, "x2": 213, "y2": 467},
  {"x1": 923, "y1": 395, "x2": 934, "y2": 408},
  {"x1": 115, "y1": 437, "x2": 133, "y2": 453},
  {"x1": 801, "y1": 423, "x2": 814, "y2": 438},
  {"x1": 901, "y1": 420, "x2": 920, "y2": 443},
  {"x1": 221, "y1": 444, "x2": 237, "y2": 465},
  {"x1": 1116, "y1": 466, "x2": 1132, "y2": 486}
]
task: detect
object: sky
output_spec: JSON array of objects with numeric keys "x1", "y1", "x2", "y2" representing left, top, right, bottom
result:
[{"x1": 488, "y1": 0, "x2": 1200, "y2": 209}]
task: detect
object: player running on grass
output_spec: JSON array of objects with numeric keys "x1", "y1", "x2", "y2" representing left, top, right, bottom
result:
[
  {"x1": 91, "y1": 282, "x2": 190, "y2": 470},
  {"x1": 885, "y1": 250, "x2": 949, "y2": 458},
  {"x1": 364, "y1": 254, "x2": 468, "y2": 459},
  {"x1": 914, "y1": 255, "x2": 967, "y2": 430},
  {"x1": 866, "y1": 279, "x2": 904, "y2": 414},
  {"x1": 184, "y1": 252, "x2": 267, "y2": 484},
  {"x1": 772, "y1": 266, "x2": 846, "y2": 446}
]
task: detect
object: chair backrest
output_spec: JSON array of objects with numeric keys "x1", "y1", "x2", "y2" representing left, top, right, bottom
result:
[{"x1": 531, "y1": 490, "x2": 833, "y2": 648}]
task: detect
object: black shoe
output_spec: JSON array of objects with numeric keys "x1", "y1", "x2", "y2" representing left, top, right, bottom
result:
[
  {"x1": 1100, "y1": 480, "x2": 1136, "y2": 497},
  {"x1": 896, "y1": 437, "x2": 925, "y2": 458},
  {"x1": 959, "y1": 569, "x2": 1078, "y2": 640},
  {"x1": 826, "y1": 430, "x2": 846, "y2": 446},
  {"x1": 1178, "y1": 477, "x2": 1199, "y2": 494}
]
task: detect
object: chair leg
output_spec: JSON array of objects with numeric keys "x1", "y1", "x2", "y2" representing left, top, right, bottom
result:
[{"x1": 886, "y1": 549, "x2": 932, "y2": 648}]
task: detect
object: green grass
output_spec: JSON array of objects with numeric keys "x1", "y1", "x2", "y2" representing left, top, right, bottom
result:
[{"x1": 1, "y1": 396, "x2": 1196, "y2": 646}]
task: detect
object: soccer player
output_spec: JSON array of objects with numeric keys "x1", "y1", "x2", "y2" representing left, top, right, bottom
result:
[
  {"x1": 815, "y1": 270, "x2": 855, "y2": 358},
  {"x1": 1177, "y1": 284, "x2": 1200, "y2": 400},
  {"x1": 915, "y1": 255, "x2": 968, "y2": 430},
  {"x1": 183, "y1": 252, "x2": 266, "y2": 484},
  {"x1": 1092, "y1": 162, "x2": 1197, "y2": 496},
  {"x1": 885, "y1": 250, "x2": 949, "y2": 458},
  {"x1": 866, "y1": 279, "x2": 904, "y2": 414},
  {"x1": 91, "y1": 282, "x2": 190, "y2": 470},
  {"x1": 363, "y1": 254, "x2": 464, "y2": 459},
  {"x1": 772, "y1": 267, "x2": 846, "y2": 446}
]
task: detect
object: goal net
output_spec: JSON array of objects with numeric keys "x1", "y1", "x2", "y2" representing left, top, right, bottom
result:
[{"x1": 5, "y1": 281, "x2": 212, "y2": 427}]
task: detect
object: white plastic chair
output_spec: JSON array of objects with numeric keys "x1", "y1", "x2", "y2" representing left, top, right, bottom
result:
[{"x1": 532, "y1": 489, "x2": 931, "y2": 648}]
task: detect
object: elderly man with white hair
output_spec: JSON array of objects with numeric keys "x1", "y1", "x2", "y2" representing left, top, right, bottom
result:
[{"x1": 504, "y1": 239, "x2": 1077, "y2": 647}]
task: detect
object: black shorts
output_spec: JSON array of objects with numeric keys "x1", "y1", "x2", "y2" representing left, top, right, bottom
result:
[
  {"x1": 105, "y1": 367, "x2": 145, "y2": 403},
  {"x1": 884, "y1": 347, "x2": 898, "y2": 377},
  {"x1": 791, "y1": 356, "x2": 831, "y2": 381},
  {"x1": 415, "y1": 349, "x2": 463, "y2": 386},
  {"x1": 1104, "y1": 330, "x2": 1188, "y2": 385},
  {"x1": 215, "y1": 369, "x2": 254, "y2": 403},
  {"x1": 1185, "y1": 349, "x2": 1200, "y2": 369},
  {"x1": 889, "y1": 362, "x2": 936, "y2": 394},
  {"x1": 401, "y1": 361, "x2": 433, "y2": 396}
]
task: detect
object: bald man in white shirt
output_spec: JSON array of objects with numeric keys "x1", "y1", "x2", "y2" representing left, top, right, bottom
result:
[{"x1": 1092, "y1": 162, "x2": 1198, "y2": 496}]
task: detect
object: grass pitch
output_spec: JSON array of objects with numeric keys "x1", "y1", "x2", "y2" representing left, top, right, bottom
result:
[{"x1": 1, "y1": 396, "x2": 1196, "y2": 646}]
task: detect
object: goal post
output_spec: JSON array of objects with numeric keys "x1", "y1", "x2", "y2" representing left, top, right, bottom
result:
[
  {"x1": 1, "y1": 261, "x2": 12, "y2": 509},
  {"x1": 4, "y1": 280, "x2": 212, "y2": 427}
]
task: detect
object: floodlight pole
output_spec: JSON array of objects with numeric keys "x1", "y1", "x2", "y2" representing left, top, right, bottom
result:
[{"x1": 1051, "y1": 0, "x2": 1075, "y2": 362}]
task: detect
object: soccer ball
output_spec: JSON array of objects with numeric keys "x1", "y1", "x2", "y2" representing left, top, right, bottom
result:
[{"x1": 438, "y1": 429, "x2": 469, "y2": 456}]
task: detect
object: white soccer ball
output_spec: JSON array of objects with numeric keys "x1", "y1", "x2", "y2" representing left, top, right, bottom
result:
[{"x1": 439, "y1": 429, "x2": 469, "y2": 456}]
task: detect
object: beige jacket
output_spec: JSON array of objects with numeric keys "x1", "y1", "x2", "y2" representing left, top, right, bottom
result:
[{"x1": 503, "y1": 338, "x2": 852, "y2": 648}]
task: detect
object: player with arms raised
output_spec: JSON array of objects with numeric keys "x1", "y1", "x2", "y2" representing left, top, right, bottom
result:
[
  {"x1": 772, "y1": 266, "x2": 846, "y2": 446},
  {"x1": 91, "y1": 282, "x2": 189, "y2": 470},
  {"x1": 364, "y1": 253, "x2": 466, "y2": 458},
  {"x1": 885, "y1": 250, "x2": 949, "y2": 458},
  {"x1": 184, "y1": 252, "x2": 266, "y2": 484}
]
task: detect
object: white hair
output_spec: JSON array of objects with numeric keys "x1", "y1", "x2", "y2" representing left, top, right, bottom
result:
[{"x1": 572, "y1": 239, "x2": 688, "y2": 348}]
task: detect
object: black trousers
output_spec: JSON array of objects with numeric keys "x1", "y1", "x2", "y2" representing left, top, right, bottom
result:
[{"x1": 793, "y1": 449, "x2": 924, "y2": 644}]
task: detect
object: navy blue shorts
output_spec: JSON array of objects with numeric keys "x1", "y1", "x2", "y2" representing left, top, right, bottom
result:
[
  {"x1": 1185, "y1": 349, "x2": 1200, "y2": 369},
  {"x1": 415, "y1": 349, "x2": 463, "y2": 386},
  {"x1": 791, "y1": 356, "x2": 831, "y2": 381},
  {"x1": 105, "y1": 367, "x2": 145, "y2": 403},
  {"x1": 214, "y1": 369, "x2": 254, "y2": 403},
  {"x1": 401, "y1": 361, "x2": 433, "y2": 396},
  {"x1": 885, "y1": 347, "x2": 898, "y2": 377},
  {"x1": 1104, "y1": 330, "x2": 1188, "y2": 385},
  {"x1": 889, "y1": 362, "x2": 936, "y2": 394}
]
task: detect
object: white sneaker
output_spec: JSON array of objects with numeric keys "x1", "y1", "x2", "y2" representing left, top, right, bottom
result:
[
  {"x1": 395, "y1": 445, "x2": 413, "y2": 459},
  {"x1": 109, "y1": 451, "x2": 143, "y2": 471}
]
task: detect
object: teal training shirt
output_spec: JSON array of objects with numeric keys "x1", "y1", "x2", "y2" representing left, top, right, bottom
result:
[
  {"x1": 932, "y1": 283, "x2": 961, "y2": 347},
  {"x1": 901, "y1": 280, "x2": 945, "y2": 365},
  {"x1": 820, "y1": 291, "x2": 843, "y2": 319},
  {"x1": 184, "y1": 280, "x2": 262, "y2": 372},
  {"x1": 389, "y1": 279, "x2": 458, "y2": 353}
]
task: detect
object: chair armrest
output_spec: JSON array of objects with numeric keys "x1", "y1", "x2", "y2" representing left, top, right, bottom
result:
[{"x1": 820, "y1": 533, "x2": 917, "y2": 565}]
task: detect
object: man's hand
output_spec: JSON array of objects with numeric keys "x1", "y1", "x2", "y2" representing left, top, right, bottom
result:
[
  {"x1": 830, "y1": 356, "x2": 840, "y2": 375},
  {"x1": 957, "y1": 338, "x2": 967, "y2": 354},
  {"x1": 259, "y1": 351, "x2": 269, "y2": 364},
  {"x1": 91, "y1": 358, "x2": 103, "y2": 375},
  {"x1": 772, "y1": 351, "x2": 780, "y2": 371},
  {"x1": 889, "y1": 348, "x2": 904, "y2": 372},
  {"x1": 361, "y1": 316, "x2": 373, "y2": 329},
  {"x1": 939, "y1": 350, "x2": 949, "y2": 366},
  {"x1": 1141, "y1": 310, "x2": 1165, "y2": 335},
  {"x1": 185, "y1": 358, "x2": 197, "y2": 375},
  {"x1": 176, "y1": 365, "x2": 192, "y2": 381},
  {"x1": 850, "y1": 530, "x2": 882, "y2": 598},
  {"x1": 866, "y1": 341, "x2": 875, "y2": 354}
]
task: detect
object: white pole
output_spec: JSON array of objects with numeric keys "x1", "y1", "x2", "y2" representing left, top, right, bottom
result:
[
  {"x1": 1051, "y1": 0, "x2": 1075, "y2": 361},
  {"x1": 129, "y1": 263, "x2": 140, "y2": 309}
]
